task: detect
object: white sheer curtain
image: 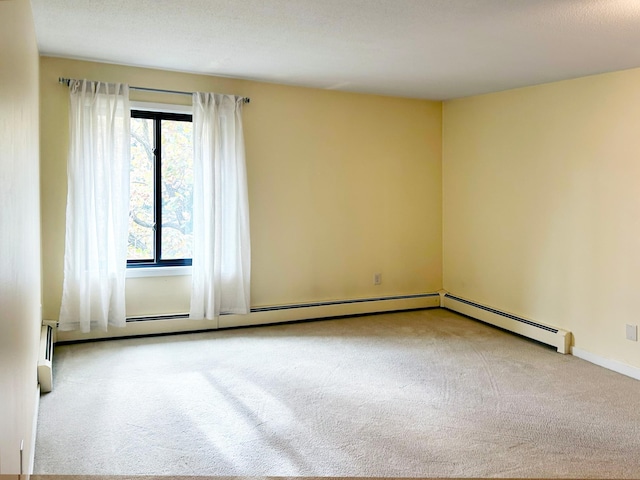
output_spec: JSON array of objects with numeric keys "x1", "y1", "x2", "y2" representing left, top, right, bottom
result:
[
  {"x1": 59, "y1": 80, "x2": 131, "y2": 332},
  {"x1": 189, "y1": 92, "x2": 251, "y2": 322}
]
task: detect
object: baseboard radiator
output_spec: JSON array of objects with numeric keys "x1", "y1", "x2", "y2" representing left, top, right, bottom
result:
[
  {"x1": 128, "y1": 293, "x2": 443, "y2": 329},
  {"x1": 442, "y1": 293, "x2": 571, "y2": 354},
  {"x1": 37, "y1": 324, "x2": 54, "y2": 392},
  {"x1": 55, "y1": 293, "x2": 442, "y2": 343},
  {"x1": 242, "y1": 293, "x2": 441, "y2": 327}
]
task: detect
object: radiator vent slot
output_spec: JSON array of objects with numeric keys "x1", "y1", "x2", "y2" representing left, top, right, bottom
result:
[{"x1": 38, "y1": 325, "x2": 54, "y2": 393}]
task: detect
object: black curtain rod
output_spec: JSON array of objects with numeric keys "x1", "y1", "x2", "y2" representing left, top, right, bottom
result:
[{"x1": 58, "y1": 77, "x2": 250, "y2": 104}]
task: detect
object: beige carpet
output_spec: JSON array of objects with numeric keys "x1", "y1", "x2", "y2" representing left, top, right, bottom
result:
[
  {"x1": 21, "y1": 477, "x2": 590, "y2": 480},
  {"x1": 35, "y1": 308, "x2": 640, "y2": 478}
]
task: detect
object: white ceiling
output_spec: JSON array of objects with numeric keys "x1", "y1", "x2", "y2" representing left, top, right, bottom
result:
[{"x1": 30, "y1": 0, "x2": 640, "y2": 100}]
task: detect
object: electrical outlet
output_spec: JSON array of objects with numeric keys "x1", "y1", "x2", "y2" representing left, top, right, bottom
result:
[
  {"x1": 374, "y1": 273, "x2": 382, "y2": 285},
  {"x1": 626, "y1": 324, "x2": 638, "y2": 342}
]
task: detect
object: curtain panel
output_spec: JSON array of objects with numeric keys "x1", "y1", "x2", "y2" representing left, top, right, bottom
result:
[
  {"x1": 189, "y1": 92, "x2": 251, "y2": 322},
  {"x1": 59, "y1": 80, "x2": 131, "y2": 332}
]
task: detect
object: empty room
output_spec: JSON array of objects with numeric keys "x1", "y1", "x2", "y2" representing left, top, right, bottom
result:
[{"x1": 2, "y1": 0, "x2": 640, "y2": 478}]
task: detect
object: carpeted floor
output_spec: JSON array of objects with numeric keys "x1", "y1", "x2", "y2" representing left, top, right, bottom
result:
[{"x1": 35, "y1": 308, "x2": 640, "y2": 478}]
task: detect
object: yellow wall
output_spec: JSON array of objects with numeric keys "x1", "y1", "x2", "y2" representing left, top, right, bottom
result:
[
  {"x1": 40, "y1": 57, "x2": 442, "y2": 321},
  {"x1": 0, "y1": 0, "x2": 41, "y2": 473},
  {"x1": 40, "y1": 56, "x2": 640, "y2": 370},
  {"x1": 443, "y1": 68, "x2": 640, "y2": 369}
]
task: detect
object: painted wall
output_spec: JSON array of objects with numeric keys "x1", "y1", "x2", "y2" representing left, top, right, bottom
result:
[
  {"x1": 443, "y1": 68, "x2": 640, "y2": 369},
  {"x1": 0, "y1": 0, "x2": 42, "y2": 473},
  {"x1": 40, "y1": 57, "x2": 442, "y2": 325}
]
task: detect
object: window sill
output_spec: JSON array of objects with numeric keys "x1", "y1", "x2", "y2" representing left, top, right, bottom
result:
[{"x1": 126, "y1": 265, "x2": 192, "y2": 278}]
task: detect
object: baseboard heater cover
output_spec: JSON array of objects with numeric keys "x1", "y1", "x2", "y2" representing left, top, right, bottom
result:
[
  {"x1": 442, "y1": 293, "x2": 570, "y2": 354},
  {"x1": 250, "y1": 293, "x2": 440, "y2": 313},
  {"x1": 56, "y1": 293, "x2": 441, "y2": 342},
  {"x1": 127, "y1": 293, "x2": 441, "y2": 322},
  {"x1": 37, "y1": 325, "x2": 54, "y2": 392}
]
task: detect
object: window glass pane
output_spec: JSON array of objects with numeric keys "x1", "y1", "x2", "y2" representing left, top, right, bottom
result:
[
  {"x1": 161, "y1": 119, "x2": 193, "y2": 260},
  {"x1": 128, "y1": 117, "x2": 154, "y2": 260}
]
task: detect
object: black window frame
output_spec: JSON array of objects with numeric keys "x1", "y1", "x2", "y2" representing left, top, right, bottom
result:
[{"x1": 127, "y1": 109, "x2": 194, "y2": 268}]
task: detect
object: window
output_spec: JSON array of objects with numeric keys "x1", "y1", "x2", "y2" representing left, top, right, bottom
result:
[{"x1": 128, "y1": 109, "x2": 194, "y2": 267}]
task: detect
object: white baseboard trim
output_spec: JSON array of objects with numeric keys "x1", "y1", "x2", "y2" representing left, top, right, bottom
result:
[
  {"x1": 29, "y1": 385, "x2": 40, "y2": 475},
  {"x1": 572, "y1": 347, "x2": 640, "y2": 381}
]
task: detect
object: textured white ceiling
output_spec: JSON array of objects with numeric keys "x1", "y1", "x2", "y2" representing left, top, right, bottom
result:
[{"x1": 30, "y1": 0, "x2": 640, "y2": 100}]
